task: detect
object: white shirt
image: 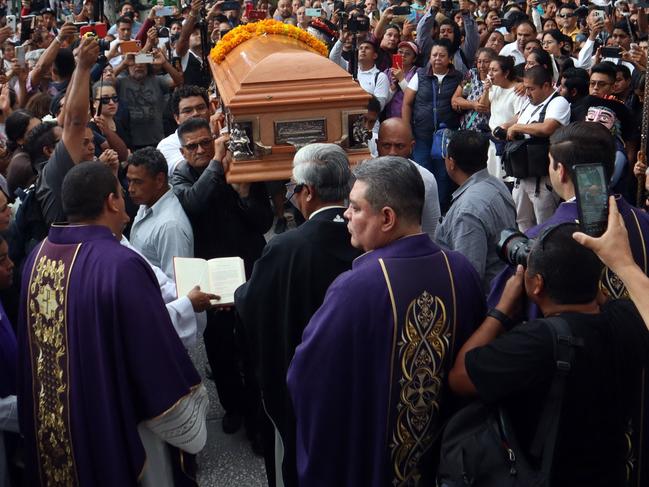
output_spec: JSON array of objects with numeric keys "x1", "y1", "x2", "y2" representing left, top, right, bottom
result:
[
  {"x1": 157, "y1": 130, "x2": 184, "y2": 178},
  {"x1": 411, "y1": 159, "x2": 441, "y2": 241},
  {"x1": 406, "y1": 72, "x2": 447, "y2": 92},
  {"x1": 130, "y1": 187, "x2": 194, "y2": 279},
  {"x1": 357, "y1": 66, "x2": 390, "y2": 110},
  {"x1": 499, "y1": 41, "x2": 525, "y2": 65},
  {"x1": 489, "y1": 85, "x2": 526, "y2": 130},
  {"x1": 517, "y1": 92, "x2": 571, "y2": 137}
]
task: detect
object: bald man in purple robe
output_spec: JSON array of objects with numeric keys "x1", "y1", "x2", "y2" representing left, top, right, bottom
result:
[{"x1": 287, "y1": 157, "x2": 486, "y2": 486}]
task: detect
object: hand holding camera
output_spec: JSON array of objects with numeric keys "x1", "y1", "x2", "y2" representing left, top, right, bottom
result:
[{"x1": 76, "y1": 35, "x2": 100, "y2": 70}]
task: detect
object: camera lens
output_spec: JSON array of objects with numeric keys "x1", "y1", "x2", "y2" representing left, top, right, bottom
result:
[{"x1": 497, "y1": 229, "x2": 533, "y2": 267}]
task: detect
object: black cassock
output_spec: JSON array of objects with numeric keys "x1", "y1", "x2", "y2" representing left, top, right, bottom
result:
[{"x1": 235, "y1": 206, "x2": 360, "y2": 487}]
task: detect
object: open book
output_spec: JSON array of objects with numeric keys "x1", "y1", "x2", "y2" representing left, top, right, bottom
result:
[{"x1": 173, "y1": 256, "x2": 246, "y2": 305}]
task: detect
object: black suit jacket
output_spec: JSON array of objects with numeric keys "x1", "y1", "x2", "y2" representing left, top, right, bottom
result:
[{"x1": 234, "y1": 206, "x2": 361, "y2": 486}]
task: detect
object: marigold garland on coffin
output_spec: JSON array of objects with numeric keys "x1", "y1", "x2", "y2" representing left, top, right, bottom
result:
[{"x1": 210, "y1": 19, "x2": 329, "y2": 63}]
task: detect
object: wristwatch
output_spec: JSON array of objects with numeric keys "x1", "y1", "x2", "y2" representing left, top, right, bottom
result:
[{"x1": 487, "y1": 308, "x2": 517, "y2": 331}]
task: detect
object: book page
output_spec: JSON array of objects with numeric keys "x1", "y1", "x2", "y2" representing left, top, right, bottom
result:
[
  {"x1": 173, "y1": 257, "x2": 210, "y2": 298},
  {"x1": 207, "y1": 257, "x2": 246, "y2": 305}
]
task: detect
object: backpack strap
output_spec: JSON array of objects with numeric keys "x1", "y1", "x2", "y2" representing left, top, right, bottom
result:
[
  {"x1": 529, "y1": 316, "x2": 583, "y2": 480},
  {"x1": 537, "y1": 91, "x2": 560, "y2": 124}
]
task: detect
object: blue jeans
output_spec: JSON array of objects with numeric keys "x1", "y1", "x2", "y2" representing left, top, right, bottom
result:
[{"x1": 413, "y1": 138, "x2": 456, "y2": 213}]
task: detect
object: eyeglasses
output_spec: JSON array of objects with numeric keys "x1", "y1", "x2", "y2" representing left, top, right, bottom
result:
[
  {"x1": 97, "y1": 95, "x2": 118, "y2": 104},
  {"x1": 179, "y1": 103, "x2": 209, "y2": 115},
  {"x1": 589, "y1": 80, "x2": 611, "y2": 87},
  {"x1": 285, "y1": 181, "x2": 305, "y2": 201},
  {"x1": 182, "y1": 136, "x2": 214, "y2": 152},
  {"x1": 557, "y1": 13, "x2": 573, "y2": 18}
]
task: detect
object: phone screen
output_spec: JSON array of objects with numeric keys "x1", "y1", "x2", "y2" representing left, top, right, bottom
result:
[
  {"x1": 574, "y1": 163, "x2": 609, "y2": 237},
  {"x1": 392, "y1": 54, "x2": 403, "y2": 69}
]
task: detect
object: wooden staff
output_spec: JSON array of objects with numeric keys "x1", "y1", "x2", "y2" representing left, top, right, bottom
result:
[{"x1": 637, "y1": 47, "x2": 649, "y2": 207}]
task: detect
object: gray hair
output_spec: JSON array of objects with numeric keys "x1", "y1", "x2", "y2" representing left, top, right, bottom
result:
[
  {"x1": 292, "y1": 143, "x2": 352, "y2": 202},
  {"x1": 352, "y1": 156, "x2": 424, "y2": 225}
]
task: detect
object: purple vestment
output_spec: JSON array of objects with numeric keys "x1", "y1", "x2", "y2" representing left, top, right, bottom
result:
[
  {"x1": 17, "y1": 225, "x2": 201, "y2": 487},
  {"x1": 287, "y1": 233, "x2": 485, "y2": 487},
  {"x1": 0, "y1": 301, "x2": 16, "y2": 398}
]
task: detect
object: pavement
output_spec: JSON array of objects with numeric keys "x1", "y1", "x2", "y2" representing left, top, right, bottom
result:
[
  {"x1": 189, "y1": 343, "x2": 268, "y2": 487},
  {"x1": 188, "y1": 213, "x2": 298, "y2": 486}
]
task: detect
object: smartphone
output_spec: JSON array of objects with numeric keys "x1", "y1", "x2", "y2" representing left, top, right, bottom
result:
[
  {"x1": 120, "y1": 40, "x2": 140, "y2": 53},
  {"x1": 248, "y1": 9, "x2": 266, "y2": 20},
  {"x1": 20, "y1": 16, "x2": 35, "y2": 44},
  {"x1": 134, "y1": 53, "x2": 154, "y2": 64},
  {"x1": 156, "y1": 6, "x2": 175, "y2": 16},
  {"x1": 79, "y1": 23, "x2": 107, "y2": 38},
  {"x1": 6, "y1": 15, "x2": 16, "y2": 32},
  {"x1": 593, "y1": 9, "x2": 605, "y2": 21},
  {"x1": 15, "y1": 44, "x2": 25, "y2": 67},
  {"x1": 392, "y1": 5, "x2": 411, "y2": 15},
  {"x1": 305, "y1": 7, "x2": 322, "y2": 16},
  {"x1": 64, "y1": 14, "x2": 75, "y2": 24},
  {"x1": 392, "y1": 53, "x2": 403, "y2": 69},
  {"x1": 221, "y1": 1, "x2": 242, "y2": 10},
  {"x1": 573, "y1": 163, "x2": 609, "y2": 237}
]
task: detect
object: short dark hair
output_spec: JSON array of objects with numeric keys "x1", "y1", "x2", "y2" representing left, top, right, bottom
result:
[
  {"x1": 524, "y1": 64, "x2": 552, "y2": 86},
  {"x1": 558, "y1": 2, "x2": 577, "y2": 11},
  {"x1": 178, "y1": 118, "x2": 211, "y2": 144},
  {"x1": 549, "y1": 121, "x2": 615, "y2": 182},
  {"x1": 447, "y1": 130, "x2": 489, "y2": 174},
  {"x1": 54, "y1": 48, "x2": 76, "y2": 79},
  {"x1": 62, "y1": 162, "x2": 120, "y2": 222},
  {"x1": 367, "y1": 95, "x2": 381, "y2": 114},
  {"x1": 127, "y1": 147, "x2": 169, "y2": 182},
  {"x1": 171, "y1": 85, "x2": 209, "y2": 117},
  {"x1": 514, "y1": 18, "x2": 536, "y2": 33},
  {"x1": 613, "y1": 21, "x2": 633, "y2": 37},
  {"x1": 24, "y1": 121, "x2": 58, "y2": 165},
  {"x1": 493, "y1": 55, "x2": 516, "y2": 81},
  {"x1": 438, "y1": 19, "x2": 461, "y2": 53},
  {"x1": 358, "y1": 39, "x2": 378, "y2": 52},
  {"x1": 5, "y1": 109, "x2": 34, "y2": 150},
  {"x1": 591, "y1": 62, "x2": 617, "y2": 83},
  {"x1": 527, "y1": 223, "x2": 603, "y2": 304},
  {"x1": 353, "y1": 156, "x2": 424, "y2": 225},
  {"x1": 615, "y1": 63, "x2": 632, "y2": 80},
  {"x1": 561, "y1": 67, "x2": 589, "y2": 98},
  {"x1": 431, "y1": 38, "x2": 453, "y2": 56},
  {"x1": 116, "y1": 15, "x2": 134, "y2": 26}
]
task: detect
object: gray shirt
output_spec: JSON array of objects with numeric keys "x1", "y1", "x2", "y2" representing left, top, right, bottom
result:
[
  {"x1": 434, "y1": 168, "x2": 516, "y2": 292},
  {"x1": 130, "y1": 187, "x2": 194, "y2": 279},
  {"x1": 411, "y1": 160, "x2": 441, "y2": 240}
]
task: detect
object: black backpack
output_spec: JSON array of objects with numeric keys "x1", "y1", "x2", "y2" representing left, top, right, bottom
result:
[
  {"x1": 437, "y1": 317, "x2": 581, "y2": 487},
  {"x1": 10, "y1": 183, "x2": 49, "y2": 268}
]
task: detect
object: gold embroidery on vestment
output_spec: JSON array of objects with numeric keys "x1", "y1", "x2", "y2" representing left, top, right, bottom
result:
[
  {"x1": 390, "y1": 291, "x2": 450, "y2": 486},
  {"x1": 28, "y1": 245, "x2": 80, "y2": 486}
]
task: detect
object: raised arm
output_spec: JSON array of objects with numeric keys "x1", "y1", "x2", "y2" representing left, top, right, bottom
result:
[
  {"x1": 62, "y1": 36, "x2": 98, "y2": 164},
  {"x1": 175, "y1": 0, "x2": 202, "y2": 59},
  {"x1": 30, "y1": 23, "x2": 76, "y2": 88}
]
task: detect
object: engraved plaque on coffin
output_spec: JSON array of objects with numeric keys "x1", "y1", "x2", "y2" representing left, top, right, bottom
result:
[{"x1": 210, "y1": 34, "x2": 371, "y2": 182}]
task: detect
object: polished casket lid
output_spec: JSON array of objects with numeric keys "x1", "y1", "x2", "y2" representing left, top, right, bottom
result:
[{"x1": 211, "y1": 35, "x2": 370, "y2": 113}]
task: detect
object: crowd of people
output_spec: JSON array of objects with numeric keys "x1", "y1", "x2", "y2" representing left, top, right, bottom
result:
[{"x1": 0, "y1": 0, "x2": 647, "y2": 486}]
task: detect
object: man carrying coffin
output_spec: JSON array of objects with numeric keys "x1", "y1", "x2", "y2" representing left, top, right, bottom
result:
[
  {"x1": 287, "y1": 157, "x2": 485, "y2": 486},
  {"x1": 17, "y1": 162, "x2": 208, "y2": 487},
  {"x1": 235, "y1": 143, "x2": 361, "y2": 487}
]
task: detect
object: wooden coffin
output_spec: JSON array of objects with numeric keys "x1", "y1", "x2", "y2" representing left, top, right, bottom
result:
[{"x1": 210, "y1": 34, "x2": 371, "y2": 182}]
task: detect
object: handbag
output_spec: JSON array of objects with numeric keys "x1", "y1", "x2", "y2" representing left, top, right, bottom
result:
[
  {"x1": 430, "y1": 77, "x2": 453, "y2": 160},
  {"x1": 437, "y1": 317, "x2": 581, "y2": 487}
]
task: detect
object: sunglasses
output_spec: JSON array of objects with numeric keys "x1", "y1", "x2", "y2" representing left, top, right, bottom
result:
[
  {"x1": 557, "y1": 13, "x2": 573, "y2": 18},
  {"x1": 183, "y1": 137, "x2": 214, "y2": 152},
  {"x1": 97, "y1": 95, "x2": 119, "y2": 104},
  {"x1": 285, "y1": 181, "x2": 305, "y2": 201}
]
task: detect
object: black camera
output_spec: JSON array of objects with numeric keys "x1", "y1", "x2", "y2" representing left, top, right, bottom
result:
[
  {"x1": 347, "y1": 14, "x2": 370, "y2": 32},
  {"x1": 493, "y1": 126, "x2": 507, "y2": 140},
  {"x1": 497, "y1": 229, "x2": 533, "y2": 267}
]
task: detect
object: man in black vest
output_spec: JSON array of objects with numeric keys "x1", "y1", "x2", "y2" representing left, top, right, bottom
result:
[{"x1": 235, "y1": 143, "x2": 360, "y2": 487}]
